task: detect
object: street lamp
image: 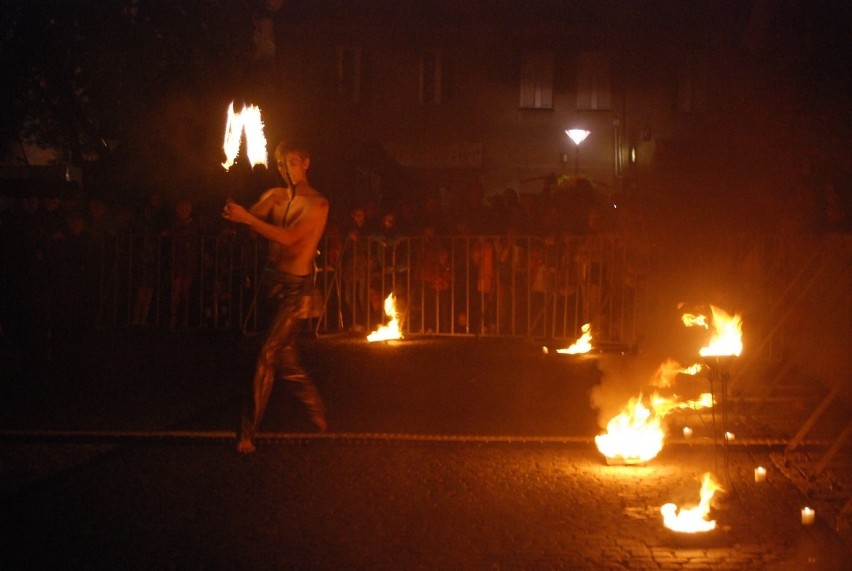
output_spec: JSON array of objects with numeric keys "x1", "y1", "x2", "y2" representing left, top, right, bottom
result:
[{"x1": 566, "y1": 129, "x2": 590, "y2": 177}]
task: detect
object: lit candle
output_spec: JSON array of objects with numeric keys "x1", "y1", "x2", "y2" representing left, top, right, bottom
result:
[
  {"x1": 801, "y1": 507, "x2": 815, "y2": 525},
  {"x1": 683, "y1": 427, "x2": 693, "y2": 439},
  {"x1": 754, "y1": 467, "x2": 766, "y2": 483}
]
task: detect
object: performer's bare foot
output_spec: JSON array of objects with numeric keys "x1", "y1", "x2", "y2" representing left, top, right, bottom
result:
[{"x1": 236, "y1": 438, "x2": 256, "y2": 454}]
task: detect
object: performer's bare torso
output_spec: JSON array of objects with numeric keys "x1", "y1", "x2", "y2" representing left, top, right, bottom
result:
[{"x1": 267, "y1": 188, "x2": 327, "y2": 276}]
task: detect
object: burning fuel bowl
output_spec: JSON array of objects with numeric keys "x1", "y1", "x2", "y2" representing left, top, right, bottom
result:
[
  {"x1": 664, "y1": 526, "x2": 729, "y2": 548},
  {"x1": 603, "y1": 455, "x2": 647, "y2": 466}
]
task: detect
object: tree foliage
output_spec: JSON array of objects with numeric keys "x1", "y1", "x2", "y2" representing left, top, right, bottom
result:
[{"x1": 0, "y1": 0, "x2": 262, "y2": 198}]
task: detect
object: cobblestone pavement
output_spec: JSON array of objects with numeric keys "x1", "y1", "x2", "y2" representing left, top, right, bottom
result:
[{"x1": 0, "y1": 331, "x2": 849, "y2": 569}]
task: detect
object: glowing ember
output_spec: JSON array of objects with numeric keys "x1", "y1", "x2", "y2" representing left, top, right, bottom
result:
[
  {"x1": 222, "y1": 102, "x2": 268, "y2": 171},
  {"x1": 367, "y1": 294, "x2": 403, "y2": 342},
  {"x1": 682, "y1": 305, "x2": 743, "y2": 357},
  {"x1": 556, "y1": 323, "x2": 592, "y2": 354},
  {"x1": 661, "y1": 472, "x2": 724, "y2": 533}
]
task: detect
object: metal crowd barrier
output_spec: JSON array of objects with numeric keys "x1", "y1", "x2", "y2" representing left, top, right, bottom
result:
[{"x1": 95, "y1": 232, "x2": 646, "y2": 346}]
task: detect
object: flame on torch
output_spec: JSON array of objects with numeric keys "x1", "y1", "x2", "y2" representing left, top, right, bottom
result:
[
  {"x1": 222, "y1": 101, "x2": 268, "y2": 171},
  {"x1": 661, "y1": 472, "x2": 724, "y2": 533},
  {"x1": 682, "y1": 305, "x2": 743, "y2": 357}
]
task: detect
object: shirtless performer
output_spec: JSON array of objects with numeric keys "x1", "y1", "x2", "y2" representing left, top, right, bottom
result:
[{"x1": 222, "y1": 140, "x2": 329, "y2": 453}]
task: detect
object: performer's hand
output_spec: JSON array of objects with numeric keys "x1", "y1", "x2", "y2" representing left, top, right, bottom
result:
[
  {"x1": 222, "y1": 199, "x2": 251, "y2": 224},
  {"x1": 269, "y1": 186, "x2": 291, "y2": 202}
]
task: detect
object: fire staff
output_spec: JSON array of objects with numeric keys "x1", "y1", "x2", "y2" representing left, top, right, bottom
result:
[{"x1": 222, "y1": 140, "x2": 328, "y2": 453}]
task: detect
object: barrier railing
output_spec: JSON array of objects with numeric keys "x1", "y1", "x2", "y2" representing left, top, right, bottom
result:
[{"x1": 95, "y1": 232, "x2": 646, "y2": 345}]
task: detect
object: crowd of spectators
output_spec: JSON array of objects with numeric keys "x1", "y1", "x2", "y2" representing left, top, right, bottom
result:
[
  {"x1": 1, "y1": 170, "x2": 847, "y2": 378},
  {"x1": 0, "y1": 177, "x2": 620, "y2": 368}
]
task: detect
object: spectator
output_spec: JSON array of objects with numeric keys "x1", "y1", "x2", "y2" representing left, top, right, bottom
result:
[
  {"x1": 340, "y1": 204, "x2": 372, "y2": 331},
  {"x1": 415, "y1": 224, "x2": 452, "y2": 333},
  {"x1": 132, "y1": 191, "x2": 168, "y2": 326},
  {"x1": 165, "y1": 198, "x2": 199, "y2": 329}
]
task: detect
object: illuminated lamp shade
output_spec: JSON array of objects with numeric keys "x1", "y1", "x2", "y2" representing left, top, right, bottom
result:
[{"x1": 566, "y1": 129, "x2": 591, "y2": 146}]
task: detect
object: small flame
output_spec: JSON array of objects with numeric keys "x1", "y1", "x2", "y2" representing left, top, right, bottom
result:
[
  {"x1": 367, "y1": 294, "x2": 403, "y2": 342},
  {"x1": 556, "y1": 323, "x2": 592, "y2": 354},
  {"x1": 661, "y1": 472, "x2": 724, "y2": 533},
  {"x1": 651, "y1": 358, "x2": 703, "y2": 388},
  {"x1": 682, "y1": 306, "x2": 743, "y2": 357},
  {"x1": 222, "y1": 102, "x2": 268, "y2": 171},
  {"x1": 682, "y1": 363, "x2": 703, "y2": 376},
  {"x1": 650, "y1": 392, "x2": 714, "y2": 417},
  {"x1": 681, "y1": 313, "x2": 709, "y2": 329}
]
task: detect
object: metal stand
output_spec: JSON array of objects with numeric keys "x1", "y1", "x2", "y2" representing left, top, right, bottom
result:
[{"x1": 705, "y1": 356, "x2": 736, "y2": 497}]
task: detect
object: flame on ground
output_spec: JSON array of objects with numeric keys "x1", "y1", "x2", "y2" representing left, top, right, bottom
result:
[
  {"x1": 661, "y1": 472, "x2": 724, "y2": 533},
  {"x1": 556, "y1": 323, "x2": 592, "y2": 354},
  {"x1": 367, "y1": 294, "x2": 403, "y2": 342},
  {"x1": 222, "y1": 102, "x2": 268, "y2": 171},
  {"x1": 594, "y1": 395, "x2": 664, "y2": 464},
  {"x1": 595, "y1": 391, "x2": 714, "y2": 463}
]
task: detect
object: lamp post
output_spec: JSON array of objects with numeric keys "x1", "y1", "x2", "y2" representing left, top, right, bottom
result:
[{"x1": 566, "y1": 129, "x2": 590, "y2": 178}]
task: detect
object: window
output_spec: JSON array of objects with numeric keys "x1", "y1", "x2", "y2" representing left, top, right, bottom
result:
[
  {"x1": 576, "y1": 52, "x2": 611, "y2": 111},
  {"x1": 520, "y1": 50, "x2": 554, "y2": 109},
  {"x1": 420, "y1": 50, "x2": 451, "y2": 105},
  {"x1": 676, "y1": 56, "x2": 707, "y2": 113},
  {"x1": 337, "y1": 46, "x2": 362, "y2": 105}
]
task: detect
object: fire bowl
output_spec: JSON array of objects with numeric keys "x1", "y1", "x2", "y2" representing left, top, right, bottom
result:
[
  {"x1": 663, "y1": 526, "x2": 730, "y2": 548},
  {"x1": 603, "y1": 455, "x2": 647, "y2": 466}
]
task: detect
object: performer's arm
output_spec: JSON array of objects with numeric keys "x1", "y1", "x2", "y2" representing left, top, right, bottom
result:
[
  {"x1": 248, "y1": 187, "x2": 290, "y2": 219},
  {"x1": 223, "y1": 197, "x2": 327, "y2": 248}
]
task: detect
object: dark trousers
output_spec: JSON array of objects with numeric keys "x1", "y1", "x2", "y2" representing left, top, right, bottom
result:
[{"x1": 240, "y1": 271, "x2": 325, "y2": 442}]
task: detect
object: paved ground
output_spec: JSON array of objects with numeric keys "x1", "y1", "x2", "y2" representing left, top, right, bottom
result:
[{"x1": 0, "y1": 329, "x2": 849, "y2": 569}]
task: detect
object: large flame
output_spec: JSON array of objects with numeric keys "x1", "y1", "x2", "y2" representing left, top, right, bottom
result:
[
  {"x1": 661, "y1": 472, "x2": 724, "y2": 533},
  {"x1": 222, "y1": 102, "x2": 268, "y2": 171},
  {"x1": 683, "y1": 306, "x2": 743, "y2": 357},
  {"x1": 595, "y1": 391, "x2": 714, "y2": 463},
  {"x1": 367, "y1": 294, "x2": 403, "y2": 342},
  {"x1": 556, "y1": 323, "x2": 592, "y2": 354},
  {"x1": 594, "y1": 395, "x2": 665, "y2": 464}
]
